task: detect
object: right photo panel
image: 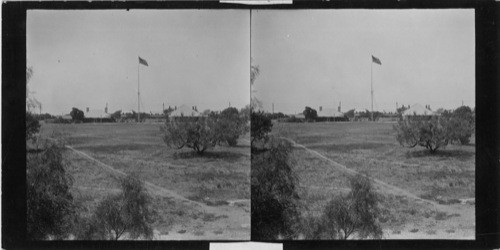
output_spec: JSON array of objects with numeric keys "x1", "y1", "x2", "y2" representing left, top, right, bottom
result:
[{"x1": 250, "y1": 9, "x2": 475, "y2": 240}]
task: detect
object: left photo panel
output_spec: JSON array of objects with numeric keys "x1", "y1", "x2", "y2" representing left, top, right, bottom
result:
[{"x1": 26, "y1": 9, "x2": 251, "y2": 240}]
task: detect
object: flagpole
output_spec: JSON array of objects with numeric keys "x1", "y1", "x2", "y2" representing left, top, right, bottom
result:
[
  {"x1": 138, "y1": 59, "x2": 140, "y2": 123},
  {"x1": 371, "y1": 56, "x2": 373, "y2": 122}
]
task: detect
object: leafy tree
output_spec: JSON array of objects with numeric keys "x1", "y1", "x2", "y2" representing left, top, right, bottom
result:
[
  {"x1": 26, "y1": 66, "x2": 42, "y2": 113},
  {"x1": 394, "y1": 116, "x2": 449, "y2": 153},
  {"x1": 110, "y1": 110, "x2": 122, "y2": 122},
  {"x1": 250, "y1": 60, "x2": 263, "y2": 109},
  {"x1": 447, "y1": 106, "x2": 474, "y2": 145},
  {"x1": 161, "y1": 116, "x2": 219, "y2": 155},
  {"x1": 303, "y1": 106, "x2": 318, "y2": 122},
  {"x1": 251, "y1": 111, "x2": 273, "y2": 144},
  {"x1": 27, "y1": 143, "x2": 76, "y2": 240},
  {"x1": 251, "y1": 64, "x2": 260, "y2": 86},
  {"x1": 251, "y1": 138, "x2": 301, "y2": 240},
  {"x1": 344, "y1": 109, "x2": 355, "y2": 120},
  {"x1": 216, "y1": 107, "x2": 249, "y2": 146},
  {"x1": 70, "y1": 107, "x2": 85, "y2": 122}
]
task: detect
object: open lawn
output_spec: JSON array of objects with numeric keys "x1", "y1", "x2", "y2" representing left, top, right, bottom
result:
[
  {"x1": 40, "y1": 122, "x2": 250, "y2": 240},
  {"x1": 273, "y1": 121, "x2": 475, "y2": 239}
]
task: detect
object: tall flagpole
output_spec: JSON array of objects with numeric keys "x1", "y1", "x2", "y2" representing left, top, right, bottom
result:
[
  {"x1": 138, "y1": 59, "x2": 140, "y2": 123},
  {"x1": 371, "y1": 56, "x2": 373, "y2": 122}
]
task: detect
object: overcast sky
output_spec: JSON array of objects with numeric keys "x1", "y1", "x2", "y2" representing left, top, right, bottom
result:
[
  {"x1": 27, "y1": 10, "x2": 250, "y2": 115},
  {"x1": 251, "y1": 9, "x2": 475, "y2": 114}
]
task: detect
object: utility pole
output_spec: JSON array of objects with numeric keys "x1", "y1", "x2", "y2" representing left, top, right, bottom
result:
[
  {"x1": 137, "y1": 61, "x2": 140, "y2": 123},
  {"x1": 371, "y1": 57, "x2": 374, "y2": 121},
  {"x1": 272, "y1": 103, "x2": 274, "y2": 114}
]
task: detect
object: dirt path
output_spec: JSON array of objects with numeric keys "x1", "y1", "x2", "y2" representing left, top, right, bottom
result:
[
  {"x1": 279, "y1": 137, "x2": 475, "y2": 239},
  {"x1": 65, "y1": 144, "x2": 250, "y2": 240}
]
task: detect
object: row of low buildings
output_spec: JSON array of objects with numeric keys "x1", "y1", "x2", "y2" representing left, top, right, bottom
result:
[
  {"x1": 288, "y1": 103, "x2": 440, "y2": 122},
  {"x1": 57, "y1": 104, "x2": 205, "y2": 123}
]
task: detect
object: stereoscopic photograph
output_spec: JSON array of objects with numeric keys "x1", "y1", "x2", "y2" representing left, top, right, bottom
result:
[
  {"x1": 250, "y1": 9, "x2": 475, "y2": 240},
  {"x1": 26, "y1": 9, "x2": 250, "y2": 240}
]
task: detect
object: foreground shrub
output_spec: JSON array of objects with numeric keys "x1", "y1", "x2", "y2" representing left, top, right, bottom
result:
[
  {"x1": 300, "y1": 174, "x2": 382, "y2": 240},
  {"x1": 27, "y1": 143, "x2": 76, "y2": 240},
  {"x1": 300, "y1": 214, "x2": 327, "y2": 239},
  {"x1": 26, "y1": 112, "x2": 40, "y2": 142},
  {"x1": 251, "y1": 138, "x2": 301, "y2": 239},
  {"x1": 251, "y1": 111, "x2": 273, "y2": 144},
  {"x1": 394, "y1": 116, "x2": 449, "y2": 153},
  {"x1": 73, "y1": 216, "x2": 106, "y2": 240},
  {"x1": 94, "y1": 195, "x2": 128, "y2": 240},
  {"x1": 77, "y1": 175, "x2": 156, "y2": 240}
]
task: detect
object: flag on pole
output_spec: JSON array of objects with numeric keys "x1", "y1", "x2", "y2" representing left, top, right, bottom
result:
[
  {"x1": 139, "y1": 56, "x2": 149, "y2": 66},
  {"x1": 372, "y1": 55, "x2": 382, "y2": 65}
]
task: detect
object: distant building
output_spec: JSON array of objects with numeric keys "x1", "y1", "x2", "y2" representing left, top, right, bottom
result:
[
  {"x1": 317, "y1": 106, "x2": 346, "y2": 122},
  {"x1": 61, "y1": 114, "x2": 72, "y2": 121},
  {"x1": 84, "y1": 107, "x2": 113, "y2": 123},
  {"x1": 402, "y1": 103, "x2": 437, "y2": 119},
  {"x1": 169, "y1": 104, "x2": 201, "y2": 118}
]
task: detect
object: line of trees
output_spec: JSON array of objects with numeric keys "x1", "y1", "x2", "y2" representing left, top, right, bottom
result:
[{"x1": 301, "y1": 175, "x2": 382, "y2": 240}]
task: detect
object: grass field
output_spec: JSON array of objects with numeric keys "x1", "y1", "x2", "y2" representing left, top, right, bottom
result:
[
  {"x1": 40, "y1": 122, "x2": 250, "y2": 240},
  {"x1": 272, "y1": 121, "x2": 475, "y2": 239}
]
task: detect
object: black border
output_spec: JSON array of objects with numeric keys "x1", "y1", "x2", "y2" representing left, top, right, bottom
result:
[{"x1": 2, "y1": 1, "x2": 498, "y2": 249}]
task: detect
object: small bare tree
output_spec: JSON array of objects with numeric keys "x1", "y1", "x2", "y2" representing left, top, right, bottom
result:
[
  {"x1": 316, "y1": 174, "x2": 382, "y2": 240},
  {"x1": 89, "y1": 175, "x2": 156, "y2": 240}
]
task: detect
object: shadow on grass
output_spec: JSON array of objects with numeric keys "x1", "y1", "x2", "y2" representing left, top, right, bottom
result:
[
  {"x1": 231, "y1": 143, "x2": 250, "y2": 149},
  {"x1": 77, "y1": 143, "x2": 157, "y2": 154},
  {"x1": 173, "y1": 150, "x2": 247, "y2": 161},
  {"x1": 309, "y1": 142, "x2": 388, "y2": 153},
  {"x1": 405, "y1": 149, "x2": 474, "y2": 161}
]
